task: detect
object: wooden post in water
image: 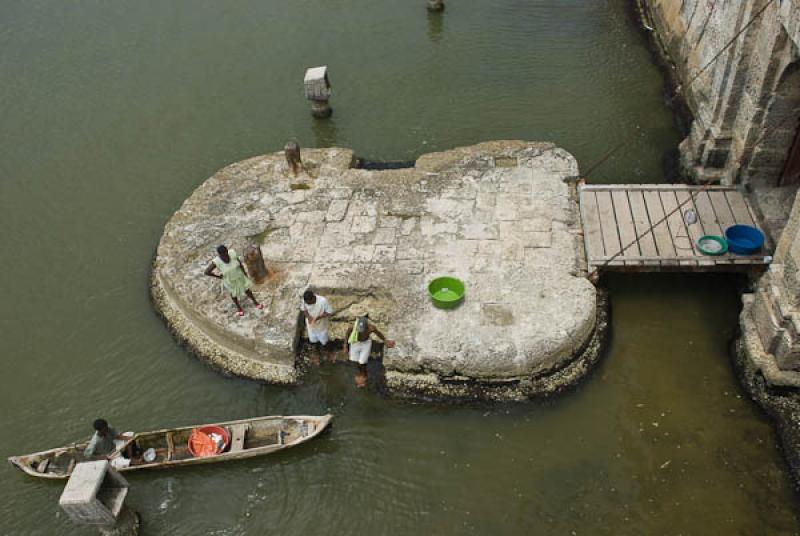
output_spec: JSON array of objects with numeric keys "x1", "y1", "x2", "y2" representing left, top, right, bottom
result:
[
  {"x1": 244, "y1": 245, "x2": 269, "y2": 284},
  {"x1": 427, "y1": 0, "x2": 444, "y2": 12},
  {"x1": 284, "y1": 141, "x2": 303, "y2": 176},
  {"x1": 304, "y1": 66, "x2": 332, "y2": 118},
  {"x1": 58, "y1": 461, "x2": 140, "y2": 536}
]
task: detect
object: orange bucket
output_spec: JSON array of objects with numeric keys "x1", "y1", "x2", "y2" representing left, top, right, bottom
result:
[{"x1": 188, "y1": 425, "x2": 230, "y2": 457}]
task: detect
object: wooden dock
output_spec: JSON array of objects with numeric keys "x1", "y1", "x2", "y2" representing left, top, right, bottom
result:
[{"x1": 578, "y1": 184, "x2": 771, "y2": 272}]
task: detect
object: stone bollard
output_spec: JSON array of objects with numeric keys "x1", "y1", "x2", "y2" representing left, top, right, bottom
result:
[
  {"x1": 244, "y1": 245, "x2": 269, "y2": 284},
  {"x1": 284, "y1": 141, "x2": 303, "y2": 176},
  {"x1": 427, "y1": 0, "x2": 444, "y2": 12},
  {"x1": 304, "y1": 66, "x2": 332, "y2": 118},
  {"x1": 59, "y1": 461, "x2": 140, "y2": 536}
]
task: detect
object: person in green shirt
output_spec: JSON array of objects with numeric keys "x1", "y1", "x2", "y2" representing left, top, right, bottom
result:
[{"x1": 205, "y1": 245, "x2": 263, "y2": 317}]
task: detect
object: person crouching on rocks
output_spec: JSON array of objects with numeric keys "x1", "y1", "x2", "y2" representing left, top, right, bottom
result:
[
  {"x1": 205, "y1": 245, "x2": 262, "y2": 317},
  {"x1": 343, "y1": 315, "x2": 394, "y2": 388},
  {"x1": 301, "y1": 289, "x2": 334, "y2": 365}
]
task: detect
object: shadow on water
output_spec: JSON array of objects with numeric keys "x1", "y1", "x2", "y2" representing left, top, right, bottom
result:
[
  {"x1": 427, "y1": 11, "x2": 444, "y2": 43},
  {"x1": 311, "y1": 116, "x2": 339, "y2": 148}
]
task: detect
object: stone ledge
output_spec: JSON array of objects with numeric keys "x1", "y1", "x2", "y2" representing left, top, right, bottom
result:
[
  {"x1": 739, "y1": 294, "x2": 800, "y2": 388},
  {"x1": 150, "y1": 271, "x2": 297, "y2": 384},
  {"x1": 151, "y1": 142, "x2": 601, "y2": 396},
  {"x1": 736, "y1": 294, "x2": 800, "y2": 487},
  {"x1": 385, "y1": 290, "x2": 609, "y2": 401}
]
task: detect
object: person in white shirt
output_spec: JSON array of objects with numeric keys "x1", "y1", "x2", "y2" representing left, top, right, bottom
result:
[{"x1": 301, "y1": 289, "x2": 334, "y2": 364}]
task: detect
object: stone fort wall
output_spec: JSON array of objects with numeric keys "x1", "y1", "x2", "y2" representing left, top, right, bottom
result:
[
  {"x1": 643, "y1": 0, "x2": 800, "y2": 189},
  {"x1": 643, "y1": 1, "x2": 800, "y2": 381}
]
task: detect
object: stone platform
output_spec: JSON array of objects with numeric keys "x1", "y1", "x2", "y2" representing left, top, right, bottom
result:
[{"x1": 152, "y1": 141, "x2": 603, "y2": 399}]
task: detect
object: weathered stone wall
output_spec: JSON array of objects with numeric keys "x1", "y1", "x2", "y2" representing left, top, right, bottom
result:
[
  {"x1": 643, "y1": 5, "x2": 800, "y2": 477},
  {"x1": 741, "y1": 189, "x2": 800, "y2": 382},
  {"x1": 644, "y1": 0, "x2": 800, "y2": 383},
  {"x1": 643, "y1": 0, "x2": 800, "y2": 189}
]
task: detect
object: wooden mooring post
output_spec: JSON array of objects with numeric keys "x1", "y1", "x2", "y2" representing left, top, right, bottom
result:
[
  {"x1": 243, "y1": 245, "x2": 269, "y2": 284},
  {"x1": 284, "y1": 141, "x2": 303, "y2": 176}
]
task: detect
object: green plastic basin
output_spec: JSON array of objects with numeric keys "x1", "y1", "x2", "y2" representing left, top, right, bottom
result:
[{"x1": 428, "y1": 277, "x2": 465, "y2": 309}]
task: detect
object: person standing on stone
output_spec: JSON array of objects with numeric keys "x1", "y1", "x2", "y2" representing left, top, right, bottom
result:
[
  {"x1": 301, "y1": 289, "x2": 334, "y2": 365},
  {"x1": 205, "y1": 245, "x2": 262, "y2": 317},
  {"x1": 343, "y1": 315, "x2": 395, "y2": 388}
]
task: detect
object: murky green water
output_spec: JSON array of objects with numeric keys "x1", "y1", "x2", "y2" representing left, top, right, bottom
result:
[{"x1": 1, "y1": 1, "x2": 798, "y2": 534}]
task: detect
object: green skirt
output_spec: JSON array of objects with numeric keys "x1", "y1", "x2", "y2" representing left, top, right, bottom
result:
[{"x1": 223, "y1": 269, "x2": 252, "y2": 299}]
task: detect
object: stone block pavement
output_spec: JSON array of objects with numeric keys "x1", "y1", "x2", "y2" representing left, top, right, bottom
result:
[{"x1": 152, "y1": 141, "x2": 598, "y2": 393}]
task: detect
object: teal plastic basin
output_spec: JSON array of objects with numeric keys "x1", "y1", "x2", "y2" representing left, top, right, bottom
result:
[
  {"x1": 697, "y1": 235, "x2": 728, "y2": 256},
  {"x1": 428, "y1": 277, "x2": 465, "y2": 309}
]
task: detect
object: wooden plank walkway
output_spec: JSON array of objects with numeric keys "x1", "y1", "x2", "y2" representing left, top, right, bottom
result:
[{"x1": 578, "y1": 184, "x2": 771, "y2": 272}]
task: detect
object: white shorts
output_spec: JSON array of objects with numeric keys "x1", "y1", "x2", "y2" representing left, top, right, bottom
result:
[
  {"x1": 349, "y1": 339, "x2": 373, "y2": 365},
  {"x1": 308, "y1": 329, "x2": 329, "y2": 345},
  {"x1": 109, "y1": 433, "x2": 134, "y2": 469}
]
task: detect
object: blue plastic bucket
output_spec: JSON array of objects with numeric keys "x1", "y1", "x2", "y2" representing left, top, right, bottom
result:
[{"x1": 725, "y1": 225, "x2": 765, "y2": 255}]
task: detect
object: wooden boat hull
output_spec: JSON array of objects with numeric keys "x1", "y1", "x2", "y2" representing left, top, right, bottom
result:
[{"x1": 8, "y1": 414, "x2": 332, "y2": 480}]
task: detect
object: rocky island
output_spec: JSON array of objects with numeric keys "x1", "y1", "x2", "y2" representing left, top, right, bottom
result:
[{"x1": 152, "y1": 141, "x2": 607, "y2": 400}]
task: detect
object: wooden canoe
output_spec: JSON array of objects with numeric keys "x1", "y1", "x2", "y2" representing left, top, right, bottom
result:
[{"x1": 8, "y1": 414, "x2": 332, "y2": 480}]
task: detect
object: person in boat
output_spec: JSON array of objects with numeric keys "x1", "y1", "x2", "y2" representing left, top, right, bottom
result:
[
  {"x1": 84, "y1": 419, "x2": 135, "y2": 467},
  {"x1": 205, "y1": 245, "x2": 262, "y2": 317},
  {"x1": 343, "y1": 315, "x2": 394, "y2": 388},
  {"x1": 301, "y1": 289, "x2": 334, "y2": 365}
]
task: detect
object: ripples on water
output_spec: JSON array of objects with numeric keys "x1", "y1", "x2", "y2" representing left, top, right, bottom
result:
[{"x1": 1, "y1": 0, "x2": 799, "y2": 534}]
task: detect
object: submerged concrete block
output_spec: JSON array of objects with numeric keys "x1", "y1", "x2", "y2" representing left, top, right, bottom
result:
[{"x1": 59, "y1": 461, "x2": 129, "y2": 527}]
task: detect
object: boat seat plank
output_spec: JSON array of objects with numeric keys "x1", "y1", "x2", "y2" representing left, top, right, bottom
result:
[
  {"x1": 596, "y1": 191, "x2": 622, "y2": 260},
  {"x1": 166, "y1": 433, "x2": 175, "y2": 461},
  {"x1": 643, "y1": 190, "x2": 676, "y2": 260},
  {"x1": 694, "y1": 191, "x2": 724, "y2": 236},
  {"x1": 36, "y1": 459, "x2": 50, "y2": 473},
  {"x1": 628, "y1": 190, "x2": 658, "y2": 256},
  {"x1": 580, "y1": 189, "x2": 605, "y2": 261},
  {"x1": 229, "y1": 424, "x2": 249, "y2": 453},
  {"x1": 661, "y1": 191, "x2": 695, "y2": 257},
  {"x1": 675, "y1": 190, "x2": 707, "y2": 254},
  {"x1": 708, "y1": 191, "x2": 736, "y2": 228},
  {"x1": 611, "y1": 190, "x2": 640, "y2": 257},
  {"x1": 725, "y1": 191, "x2": 757, "y2": 227}
]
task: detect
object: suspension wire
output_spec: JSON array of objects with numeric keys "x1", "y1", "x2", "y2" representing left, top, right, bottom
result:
[
  {"x1": 586, "y1": 105, "x2": 800, "y2": 278},
  {"x1": 579, "y1": 0, "x2": 783, "y2": 277},
  {"x1": 582, "y1": 0, "x2": 776, "y2": 181},
  {"x1": 680, "y1": 0, "x2": 775, "y2": 95}
]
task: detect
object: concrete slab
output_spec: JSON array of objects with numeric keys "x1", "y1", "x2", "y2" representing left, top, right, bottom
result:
[{"x1": 151, "y1": 142, "x2": 602, "y2": 398}]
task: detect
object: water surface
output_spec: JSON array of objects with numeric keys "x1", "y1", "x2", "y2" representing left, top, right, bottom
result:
[{"x1": 1, "y1": 1, "x2": 797, "y2": 534}]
